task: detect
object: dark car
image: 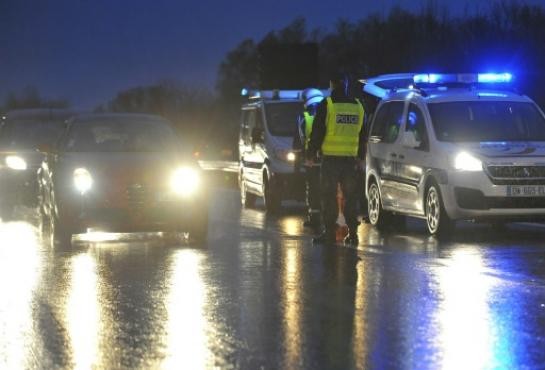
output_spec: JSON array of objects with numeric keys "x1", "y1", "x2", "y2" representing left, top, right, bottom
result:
[
  {"x1": 38, "y1": 113, "x2": 209, "y2": 246},
  {"x1": 0, "y1": 109, "x2": 76, "y2": 220}
]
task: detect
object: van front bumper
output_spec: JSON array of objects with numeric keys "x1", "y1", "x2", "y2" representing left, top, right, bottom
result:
[{"x1": 441, "y1": 171, "x2": 545, "y2": 220}]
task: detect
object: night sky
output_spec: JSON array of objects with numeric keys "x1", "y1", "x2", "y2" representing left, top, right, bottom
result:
[{"x1": 2, "y1": 0, "x2": 545, "y2": 108}]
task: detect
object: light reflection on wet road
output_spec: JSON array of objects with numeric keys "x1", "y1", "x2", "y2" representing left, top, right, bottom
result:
[{"x1": 1, "y1": 187, "x2": 545, "y2": 369}]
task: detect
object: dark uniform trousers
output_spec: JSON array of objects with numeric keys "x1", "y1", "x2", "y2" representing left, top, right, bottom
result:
[{"x1": 320, "y1": 156, "x2": 360, "y2": 232}]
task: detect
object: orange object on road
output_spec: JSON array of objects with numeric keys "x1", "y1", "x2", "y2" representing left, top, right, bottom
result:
[{"x1": 335, "y1": 183, "x2": 348, "y2": 241}]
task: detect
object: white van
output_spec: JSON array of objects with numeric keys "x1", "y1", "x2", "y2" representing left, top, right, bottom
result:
[
  {"x1": 365, "y1": 73, "x2": 545, "y2": 236},
  {"x1": 238, "y1": 90, "x2": 308, "y2": 213}
]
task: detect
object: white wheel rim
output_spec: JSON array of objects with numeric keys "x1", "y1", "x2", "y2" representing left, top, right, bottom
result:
[
  {"x1": 368, "y1": 185, "x2": 380, "y2": 225},
  {"x1": 426, "y1": 188, "x2": 440, "y2": 233}
]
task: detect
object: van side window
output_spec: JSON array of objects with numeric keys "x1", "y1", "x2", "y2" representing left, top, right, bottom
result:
[
  {"x1": 371, "y1": 102, "x2": 404, "y2": 143},
  {"x1": 241, "y1": 110, "x2": 251, "y2": 144},
  {"x1": 370, "y1": 104, "x2": 388, "y2": 139},
  {"x1": 406, "y1": 103, "x2": 429, "y2": 151},
  {"x1": 254, "y1": 109, "x2": 263, "y2": 130}
]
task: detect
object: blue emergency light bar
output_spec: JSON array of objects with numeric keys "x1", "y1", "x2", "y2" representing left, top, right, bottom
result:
[
  {"x1": 477, "y1": 73, "x2": 513, "y2": 83},
  {"x1": 413, "y1": 73, "x2": 513, "y2": 85},
  {"x1": 241, "y1": 89, "x2": 303, "y2": 100}
]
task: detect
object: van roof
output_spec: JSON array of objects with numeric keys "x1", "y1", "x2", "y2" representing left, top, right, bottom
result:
[{"x1": 384, "y1": 88, "x2": 531, "y2": 104}]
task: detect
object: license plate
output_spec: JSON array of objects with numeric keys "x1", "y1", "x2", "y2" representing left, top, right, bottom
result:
[{"x1": 507, "y1": 185, "x2": 545, "y2": 197}]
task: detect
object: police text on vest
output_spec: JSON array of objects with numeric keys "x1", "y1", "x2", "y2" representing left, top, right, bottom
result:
[{"x1": 335, "y1": 114, "x2": 359, "y2": 124}]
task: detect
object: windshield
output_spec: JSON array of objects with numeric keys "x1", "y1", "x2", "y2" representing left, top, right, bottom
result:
[
  {"x1": 264, "y1": 102, "x2": 303, "y2": 137},
  {"x1": 0, "y1": 120, "x2": 65, "y2": 150},
  {"x1": 63, "y1": 119, "x2": 180, "y2": 152},
  {"x1": 428, "y1": 101, "x2": 545, "y2": 142}
]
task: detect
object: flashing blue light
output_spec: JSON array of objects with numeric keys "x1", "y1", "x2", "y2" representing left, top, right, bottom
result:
[
  {"x1": 241, "y1": 88, "x2": 249, "y2": 96},
  {"x1": 478, "y1": 92, "x2": 508, "y2": 98},
  {"x1": 413, "y1": 73, "x2": 453, "y2": 84},
  {"x1": 477, "y1": 73, "x2": 512, "y2": 84},
  {"x1": 428, "y1": 74, "x2": 441, "y2": 83},
  {"x1": 414, "y1": 74, "x2": 431, "y2": 84},
  {"x1": 414, "y1": 73, "x2": 513, "y2": 85}
]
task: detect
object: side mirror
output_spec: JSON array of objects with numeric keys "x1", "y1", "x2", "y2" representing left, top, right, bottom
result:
[
  {"x1": 368, "y1": 135, "x2": 382, "y2": 144},
  {"x1": 402, "y1": 130, "x2": 421, "y2": 149},
  {"x1": 251, "y1": 127, "x2": 264, "y2": 144}
]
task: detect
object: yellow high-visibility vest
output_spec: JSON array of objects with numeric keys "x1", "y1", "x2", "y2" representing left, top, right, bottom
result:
[
  {"x1": 304, "y1": 111, "x2": 314, "y2": 150},
  {"x1": 321, "y1": 97, "x2": 364, "y2": 156}
]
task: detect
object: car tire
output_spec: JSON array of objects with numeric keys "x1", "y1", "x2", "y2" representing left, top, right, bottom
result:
[
  {"x1": 50, "y1": 213, "x2": 73, "y2": 248},
  {"x1": 240, "y1": 177, "x2": 256, "y2": 208},
  {"x1": 425, "y1": 183, "x2": 453, "y2": 237},
  {"x1": 263, "y1": 175, "x2": 281, "y2": 214},
  {"x1": 190, "y1": 209, "x2": 208, "y2": 243},
  {"x1": 367, "y1": 182, "x2": 390, "y2": 229},
  {"x1": 39, "y1": 206, "x2": 50, "y2": 236}
]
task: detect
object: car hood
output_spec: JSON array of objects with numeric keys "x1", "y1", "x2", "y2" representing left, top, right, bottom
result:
[
  {"x1": 57, "y1": 152, "x2": 195, "y2": 187},
  {"x1": 456, "y1": 142, "x2": 545, "y2": 160}
]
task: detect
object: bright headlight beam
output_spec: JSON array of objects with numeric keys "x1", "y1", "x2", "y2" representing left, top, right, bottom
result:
[
  {"x1": 74, "y1": 168, "x2": 93, "y2": 194},
  {"x1": 454, "y1": 152, "x2": 483, "y2": 171},
  {"x1": 5, "y1": 156, "x2": 27, "y2": 170},
  {"x1": 171, "y1": 167, "x2": 200, "y2": 197},
  {"x1": 275, "y1": 149, "x2": 296, "y2": 163}
]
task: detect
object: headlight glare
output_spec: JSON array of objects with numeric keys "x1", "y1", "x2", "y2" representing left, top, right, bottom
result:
[
  {"x1": 170, "y1": 167, "x2": 200, "y2": 196},
  {"x1": 275, "y1": 148, "x2": 296, "y2": 162},
  {"x1": 74, "y1": 168, "x2": 93, "y2": 194},
  {"x1": 454, "y1": 152, "x2": 483, "y2": 171},
  {"x1": 5, "y1": 155, "x2": 27, "y2": 170}
]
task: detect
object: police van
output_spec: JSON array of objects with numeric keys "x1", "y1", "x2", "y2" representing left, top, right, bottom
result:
[
  {"x1": 238, "y1": 89, "x2": 312, "y2": 213},
  {"x1": 363, "y1": 73, "x2": 545, "y2": 235}
]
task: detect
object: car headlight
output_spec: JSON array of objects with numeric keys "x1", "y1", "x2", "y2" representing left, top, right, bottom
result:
[
  {"x1": 5, "y1": 155, "x2": 27, "y2": 170},
  {"x1": 275, "y1": 148, "x2": 296, "y2": 162},
  {"x1": 170, "y1": 167, "x2": 200, "y2": 196},
  {"x1": 454, "y1": 152, "x2": 483, "y2": 171},
  {"x1": 74, "y1": 168, "x2": 93, "y2": 194}
]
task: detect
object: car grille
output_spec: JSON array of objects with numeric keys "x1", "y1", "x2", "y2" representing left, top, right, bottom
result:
[
  {"x1": 486, "y1": 165, "x2": 545, "y2": 185},
  {"x1": 126, "y1": 184, "x2": 153, "y2": 210}
]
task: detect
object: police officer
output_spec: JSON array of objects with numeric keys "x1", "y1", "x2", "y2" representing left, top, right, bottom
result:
[
  {"x1": 294, "y1": 88, "x2": 324, "y2": 231},
  {"x1": 306, "y1": 72, "x2": 365, "y2": 245}
]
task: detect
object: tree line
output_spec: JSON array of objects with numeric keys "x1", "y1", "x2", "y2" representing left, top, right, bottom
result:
[
  {"x1": 3, "y1": 1, "x2": 545, "y2": 157},
  {"x1": 218, "y1": 1, "x2": 545, "y2": 104}
]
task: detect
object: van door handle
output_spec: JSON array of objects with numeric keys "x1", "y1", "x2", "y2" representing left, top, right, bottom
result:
[
  {"x1": 390, "y1": 153, "x2": 397, "y2": 158},
  {"x1": 399, "y1": 154, "x2": 405, "y2": 160}
]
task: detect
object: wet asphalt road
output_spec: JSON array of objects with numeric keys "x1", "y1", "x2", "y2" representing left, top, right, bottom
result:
[{"x1": 1, "y1": 185, "x2": 545, "y2": 369}]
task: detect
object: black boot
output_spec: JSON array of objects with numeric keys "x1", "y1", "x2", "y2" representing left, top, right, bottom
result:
[
  {"x1": 344, "y1": 232, "x2": 359, "y2": 245},
  {"x1": 313, "y1": 230, "x2": 335, "y2": 244},
  {"x1": 304, "y1": 214, "x2": 321, "y2": 230},
  {"x1": 344, "y1": 225, "x2": 359, "y2": 245}
]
